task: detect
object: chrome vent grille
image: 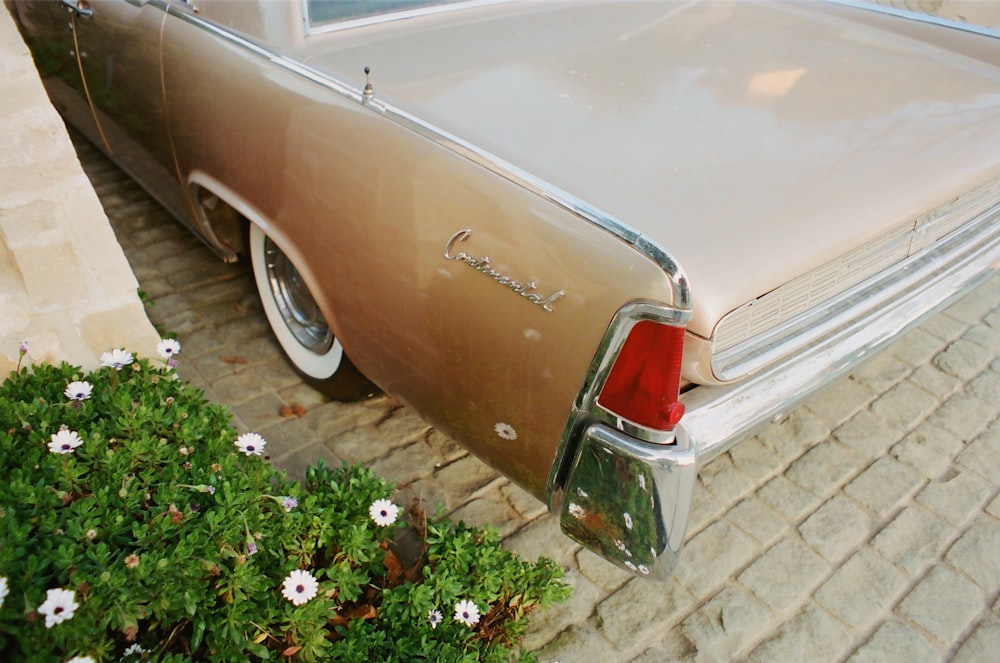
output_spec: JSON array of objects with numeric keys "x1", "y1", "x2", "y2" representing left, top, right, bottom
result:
[{"x1": 713, "y1": 177, "x2": 1000, "y2": 358}]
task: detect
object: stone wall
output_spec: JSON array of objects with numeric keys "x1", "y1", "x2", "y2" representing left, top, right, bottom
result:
[{"x1": 0, "y1": 7, "x2": 160, "y2": 376}]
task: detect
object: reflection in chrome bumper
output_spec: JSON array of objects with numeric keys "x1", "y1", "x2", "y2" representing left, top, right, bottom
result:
[{"x1": 559, "y1": 207, "x2": 1000, "y2": 579}]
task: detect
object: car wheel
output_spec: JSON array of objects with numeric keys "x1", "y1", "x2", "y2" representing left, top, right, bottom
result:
[{"x1": 249, "y1": 223, "x2": 373, "y2": 400}]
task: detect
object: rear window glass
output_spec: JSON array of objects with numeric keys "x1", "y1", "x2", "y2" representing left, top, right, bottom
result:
[{"x1": 307, "y1": 1, "x2": 457, "y2": 27}]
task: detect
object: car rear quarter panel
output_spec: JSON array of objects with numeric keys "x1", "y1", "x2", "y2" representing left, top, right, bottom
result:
[{"x1": 160, "y1": 12, "x2": 681, "y2": 499}]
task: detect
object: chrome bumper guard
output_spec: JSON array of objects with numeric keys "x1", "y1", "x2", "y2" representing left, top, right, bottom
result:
[{"x1": 560, "y1": 203, "x2": 1000, "y2": 579}]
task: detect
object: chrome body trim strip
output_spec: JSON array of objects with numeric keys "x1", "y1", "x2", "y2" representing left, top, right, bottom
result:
[
  {"x1": 828, "y1": 0, "x2": 1000, "y2": 40},
  {"x1": 558, "y1": 205, "x2": 999, "y2": 577},
  {"x1": 712, "y1": 182, "x2": 1000, "y2": 380},
  {"x1": 163, "y1": 2, "x2": 690, "y2": 309}
]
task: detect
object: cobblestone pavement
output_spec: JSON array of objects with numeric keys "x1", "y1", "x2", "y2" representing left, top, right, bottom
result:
[
  {"x1": 72, "y1": 37, "x2": 1000, "y2": 663},
  {"x1": 74, "y1": 131, "x2": 1000, "y2": 663}
]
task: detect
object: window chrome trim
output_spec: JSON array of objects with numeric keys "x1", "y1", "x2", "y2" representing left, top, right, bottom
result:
[
  {"x1": 162, "y1": 2, "x2": 690, "y2": 313},
  {"x1": 827, "y1": 0, "x2": 1000, "y2": 40},
  {"x1": 301, "y1": 0, "x2": 514, "y2": 35}
]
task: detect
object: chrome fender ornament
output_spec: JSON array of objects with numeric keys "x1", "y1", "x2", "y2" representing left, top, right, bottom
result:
[{"x1": 443, "y1": 229, "x2": 565, "y2": 312}]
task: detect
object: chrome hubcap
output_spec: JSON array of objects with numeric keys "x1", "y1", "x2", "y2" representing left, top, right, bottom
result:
[{"x1": 263, "y1": 237, "x2": 334, "y2": 355}]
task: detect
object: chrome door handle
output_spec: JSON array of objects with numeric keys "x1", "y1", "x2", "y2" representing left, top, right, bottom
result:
[{"x1": 59, "y1": 0, "x2": 93, "y2": 18}]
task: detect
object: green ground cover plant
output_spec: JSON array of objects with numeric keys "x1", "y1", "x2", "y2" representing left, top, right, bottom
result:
[{"x1": 0, "y1": 343, "x2": 569, "y2": 662}]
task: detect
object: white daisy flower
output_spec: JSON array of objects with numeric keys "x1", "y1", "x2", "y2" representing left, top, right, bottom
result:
[
  {"x1": 428, "y1": 608, "x2": 443, "y2": 629},
  {"x1": 234, "y1": 432, "x2": 267, "y2": 456},
  {"x1": 494, "y1": 422, "x2": 517, "y2": 440},
  {"x1": 156, "y1": 338, "x2": 181, "y2": 359},
  {"x1": 0, "y1": 576, "x2": 8, "y2": 608},
  {"x1": 65, "y1": 657, "x2": 96, "y2": 663},
  {"x1": 100, "y1": 348, "x2": 134, "y2": 370},
  {"x1": 120, "y1": 643, "x2": 145, "y2": 659},
  {"x1": 368, "y1": 498, "x2": 399, "y2": 527},
  {"x1": 64, "y1": 381, "x2": 93, "y2": 401},
  {"x1": 281, "y1": 569, "x2": 318, "y2": 606},
  {"x1": 623, "y1": 512, "x2": 633, "y2": 530},
  {"x1": 38, "y1": 587, "x2": 79, "y2": 628},
  {"x1": 567, "y1": 502, "x2": 585, "y2": 519},
  {"x1": 48, "y1": 427, "x2": 84, "y2": 455},
  {"x1": 453, "y1": 599, "x2": 481, "y2": 627}
]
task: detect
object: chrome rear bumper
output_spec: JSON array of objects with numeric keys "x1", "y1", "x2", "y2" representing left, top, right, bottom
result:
[{"x1": 559, "y1": 203, "x2": 1000, "y2": 579}]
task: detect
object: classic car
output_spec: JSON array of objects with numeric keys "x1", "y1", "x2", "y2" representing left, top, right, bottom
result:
[{"x1": 9, "y1": 0, "x2": 1000, "y2": 578}]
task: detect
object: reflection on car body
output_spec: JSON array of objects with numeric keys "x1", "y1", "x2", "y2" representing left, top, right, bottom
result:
[{"x1": 10, "y1": 0, "x2": 1000, "y2": 578}]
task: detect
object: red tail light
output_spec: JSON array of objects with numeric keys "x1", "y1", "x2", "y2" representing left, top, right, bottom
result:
[{"x1": 597, "y1": 320, "x2": 686, "y2": 430}]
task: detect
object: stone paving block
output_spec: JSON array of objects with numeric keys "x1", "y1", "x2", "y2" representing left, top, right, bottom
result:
[
  {"x1": 833, "y1": 409, "x2": 903, "y2": 460},
  {"x1": 748, "y1": 605, "x2": 851, "y2": 663},
  {"x1": 889, "y1": 326, "x2": 949, "y2": 369},
  {"x1": 574, "y1": 548, "x2": 632, "y2": 593},
  {"x1": 987, "y1": 492, "x2": 1000, "y2": 519},
  {"x1": 897, "y1": 566, "x2": 983, "y2": 645},
  {"x1": 908, "y1": 363, "x2": 962, "y2": 400},
  {"x1": 534, "y1": 624, "x2": 619, "y2": 663},
  {"x1": 727, "y1": 437, "x2": 782, "y2": 483},
  {"x1": 631, "y1": 634, "x2": 698, "y2": 663},
  {"x1": 755, "y1": 408, "x2": 831, "y2": 464},
  {"x1": 521, "y1": 569, "x2": 605, "y2": 651},
  {"x1": 871, "y1": 505, "x2": 955, "y2": 576},
  {"x1": 306, "y1": 397, "x2": 393, "y2": 440},
  {"x1": 943, "y1": 284, "x2": 1000, "y2": 325},
  {"x1": 891, "y1": 422, "x2": 965, "y2": 479},
  {"x1": 916, "y1": 468, "x2": 992, "y2": 525},
  {"x1": 726, "y1": 497, "x2": 788, "y2": 546},
  {"x1": 685, "y1": 477, "x2": 728, "y2": 535},
  {"x1": 843, "y1": 456, "x2": 922, "y2": 514},
  {"x1": 785, "y1": 440, "x2": 862, "y2": 498},
  {"x1": 798, "y1": 495, "x2": 871, "y2": 562},
  {"x1": 376, "y1": 406, "x2": 434, "y2": 445},
  {"x1": 500, "y1": 481, "x2": 547, "y2": 521},
  {"x1": 968, "y1": 367, "x2": 1000, "y2": 404},
  {"x1": 327, "y1": 426, "x2": 400, "y2": 465},
  {"x1": 231, "y1": 392, "x2": 291, "y2": 431},
  {"x1": 272, "y1": 441, "x2": 342, "y2": 483},
  {"x1": 448, "y1": 492, "x2": 520, "y2": 537},
  {"x1": 955, "y1": 425, "x2": 1000, "y2": 483},
  {"x1": 758, "y1": 475, "x2": 824, "y2": 523},
  {"x1": 814, "y1": 548, "x2": 907, "y2": 630},
  {"x1": 870, "y1": 380, "x2": 940, "y2": 431},
  {"x1": 964, "y1": 323, "x2": 1000, "y2": 355},
  {"x1": 934, "y1": 337, "x2": 995, "y2": 381},
  {"x1": 679, "y1": 584, "x2": 774, "y2": 662},
  {"x1": 951, "y1": 611, "x2": 1000, "y2": 663},
  {"x1": 697, "y1": 455, "x2": 757, "y2": 506},
  {"x1": 927, "y1": 392, "x2": 996, "y2": 443},
  {"x1": 672, "y1": 521, "x2": 757, "y2": 601},
  {"x1": 596, "y1": 575, "x2": 694, "y2": 655},
  {"x1": 737, "y1": 537, "x2": 829, "y2": 611},
  {"x1": 419, "y1": 429, "x2": 466, "y2": 465},
  {"x1": 850, "y1": 351, "x2": 912, "y2": 393},
  {"x1": 433, "y1": 454, "x2": 502, "y2": 498},
  {"x1": 846, "y1": 620, "x2": 940, "y2": 663},
  {"x1": 944, "y1": 516, "x2": 1000, "y2": 594},
  {"x1": 256, "y1": 413, "x2": 319, "y2": 458},
  {"x1": 803, "y1": 377, "x2": 875, "y2": 426},
  {"x1": 369, "y1": 442, "x2": 444, "y2": 487},
  {"x1": 502, "y1": 515, "x2": 580, "y2": 568},
  {"x1": 921, "y1": 311, "x2": 972, "y2": 343}
]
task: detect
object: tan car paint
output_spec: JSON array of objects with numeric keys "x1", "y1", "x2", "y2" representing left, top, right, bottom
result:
[
  {"x1": 298, "y1": 0, "x2": 1000, "y2": 342},
  {"x1": 153, "y1": 8, "x2": 682, "y2": 499}
]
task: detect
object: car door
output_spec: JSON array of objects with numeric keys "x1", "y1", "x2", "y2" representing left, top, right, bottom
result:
[
  {"x1": 10, "y1": 0, "x2": 107, "y2": 149},
  {"x1": 65, "y1": 0, "x2": 195, "y2": 225}
]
